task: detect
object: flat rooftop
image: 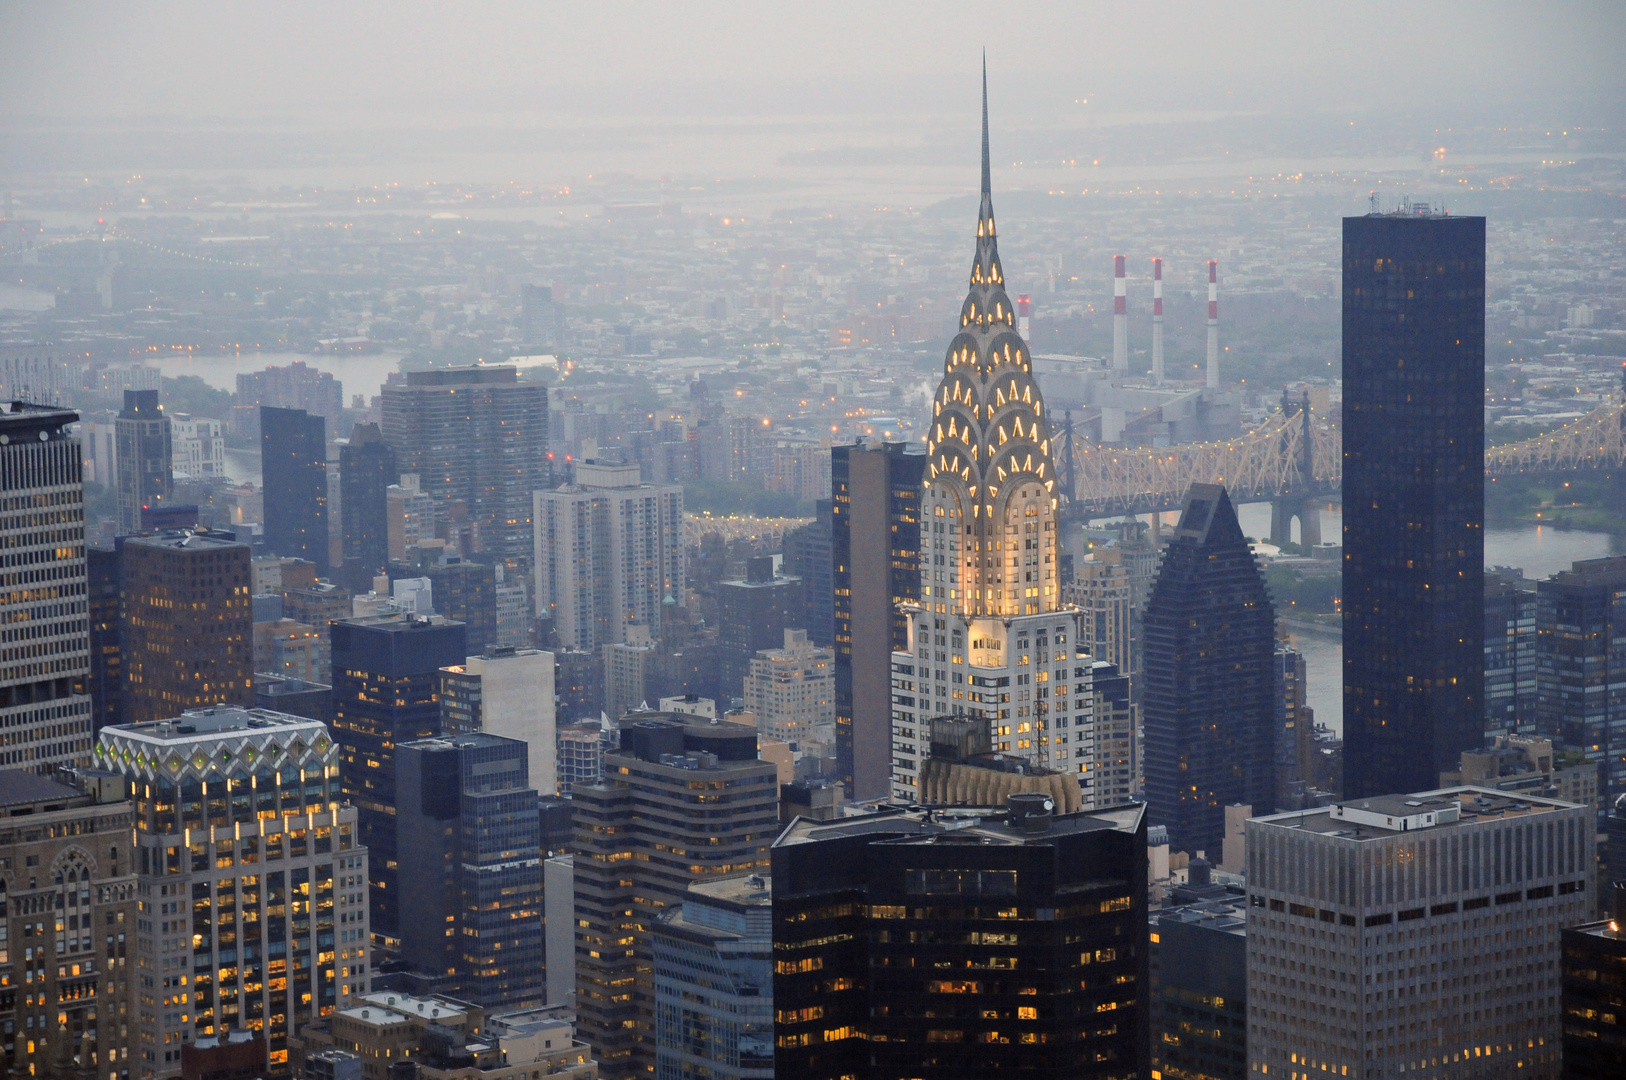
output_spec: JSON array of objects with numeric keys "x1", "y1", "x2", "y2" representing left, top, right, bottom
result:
[
  {"x1": 1254, "y1": 786, "x2": 1580, "y2": 840},
  {"x1": 356, "y1": 991, "x2": 471, "y2": 1022},
  {"x1": 102, "y1": 706, "x2": 326, "y2": 742},
  {"x1": 0, "y1": 770, "x2": 81, "y2": 809}
]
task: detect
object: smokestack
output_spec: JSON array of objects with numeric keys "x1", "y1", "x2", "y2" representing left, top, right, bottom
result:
[
  {"x1": 1206, "y1": 259, "x2": 1219, "y2": 389},
  {"x1": 1151, "y1": 258, "x2": 1164, "y2": 385},
  {"x1": 1017, "y1": 295, "x2": 1031, "y2": 343},
  {"x1": 1112, "y1": 255, "x2": 1127, "y2": 372}
]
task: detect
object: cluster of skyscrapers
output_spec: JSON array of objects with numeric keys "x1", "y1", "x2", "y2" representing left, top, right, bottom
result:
[{"x1": 2, "y1": 80, "x2": 1626, "y2": 1080}]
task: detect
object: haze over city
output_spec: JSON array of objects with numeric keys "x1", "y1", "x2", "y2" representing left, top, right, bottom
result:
[{"x1": 2, "y1": 4, "x2": 1626, "y2": 1080}]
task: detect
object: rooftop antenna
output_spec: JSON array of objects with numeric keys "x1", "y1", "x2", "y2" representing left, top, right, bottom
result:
[{"x1": 1368, "y1": 191, "x2": 1380, "y2": 215}]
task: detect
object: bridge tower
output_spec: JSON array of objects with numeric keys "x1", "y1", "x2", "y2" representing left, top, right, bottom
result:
[{"x1": 1268, "y1": 388, "x2": 1321, "y2": 549}]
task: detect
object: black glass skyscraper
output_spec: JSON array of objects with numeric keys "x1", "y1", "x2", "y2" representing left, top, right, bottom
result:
[
  {"x1": 330, "y1": 613, "x2": 467, "y2": 945},
  {"x1": 831, "y1": 440, "x2": 922, "y2": 801},
  {"x1": 1143, "y1": 484, "x2": 1276, "y2": 855},
  {"x1": 339, "y1": 422, "x2": 396, "y2": 592},
  {"x1": 261, "y1": 405, "x2": 329, "y2": 571},
  {"x1": 396, "y1": 731, "x2": 544, "y2": 1008},
  {"x1": 1342, "y1": 211, "x2": 1485, "y2": 799}
]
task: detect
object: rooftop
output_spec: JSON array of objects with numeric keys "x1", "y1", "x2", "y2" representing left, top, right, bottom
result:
[
  {"x1": 1253, "y1": 786, "x2": 1581, "y2": 840},
  {"x1": 0, "y1": 769, "x2": 81, "y2": 809},
  {"x1": 101, "y1": 706, "x2": 327, "y2": 742},
  {"x1": 688, "y1": 872, "x2": 772, "y2": 907},
  {"x1": 121, "y1": 528, "x2": 246, "y2": 552},
  {"x1": 774, "y1": 803, "x2": 1142, "y2": 849},
  {"x1": 355, "y1": 991, "x2": 471, "y2": 1023}
]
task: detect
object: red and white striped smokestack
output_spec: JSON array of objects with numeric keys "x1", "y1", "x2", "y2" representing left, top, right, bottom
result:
[
  {"x1": 1016, "y1": 294, "x2": 1031, "y2": 342},
  {"x1": 1112, "y1": 254, "x2": 1128, "y2": 372},
  {"x1": 1205, "y1": 259, "x2": 1220, "y2": 389},
  {"x1": 1150, "y1": 258, "x2": 1164, "y2": 385}
]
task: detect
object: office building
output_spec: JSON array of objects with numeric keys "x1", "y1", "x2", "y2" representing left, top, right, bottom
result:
[
  {"x1": 520, "y1": 283, "x2": 564, "y2": 345},
  {"x1": 261, "y1": 407, "x2": 329, "y2": 571},
  {"x1": 556, "y1": 722, "x2": 604, "y2": 791},
  {"x1": 120, "y1": 529, "x2": 254, "y2": 726},
  {"x1": 1275, "y1": 645, "x2": 1314, "y2": 808},
  {"x1": 493, "y1": 566, "x2": 529, "y2": 648},
  {"x1": 1485, "y1": 566, "x2": 1536, "y2": 735},
  {"x1": 301, "y1": 1047, "x2": 359, "y2": 1080},
  {"x1": 396, "y1": 733, "x2": 545, "y2": 1009},
  {"x1": 95, "y1": 705, "x2": 369, "y2": 1078},
  {"x1": 1535, "y1": 555, "x2": 1626, "y2": 816},
  {"x1": 0, "y1": 404, "x2": 93, "y2": 768},
  {"x1": 234, "y1": 362, "x2": 343, "y2": 443},
  {"x1": 1246, "y1": 787, "x2": 1591, "y2": 1079},
  {"x1": 439, "y1": 646, "x2": 557, "y2": 796},
  {"x1": 741, "y1": 629, "x2": 833, "y2": 748},
  {"x1": 1441, "y1": 733, "x2": 1598, "y2": 808},
  {"x1": 716, "y1": 556, "x2": 798, "y2": 702},
  {"x1": 1091, "y1": 660, "x2": 1137, "y2": 807},
  {"x1": 380, "y1": 366, "x2": 548, "y2": 564},
  {"x1": 1143, "y1": 484, "x2": 1276, "y2": 855},
  {"x1": 771, "y1": 799, "x2": 1149, "y2": 1079},
  {"x1": 784, "y1": 498, "x2": 834, "y2": 647},
  {"x1": 553, "y1": 648, "x2": 603, "y2": 725},
  {"x1": 90, "y1": 544, "x2": 123, "y2": 733},
  {"x1": 252, "y1": 672, "x2": 332, "y2": 723},
  {"x1": 1150, "y1": 892, "x2": 1248, "y2": 1080},
  {"x1": 253, "y1": 616, "x2": 322, "y2": 683},
  {"x1": 1561, "y1": 881, "x2": 1626, "y2": 1079},
  {"x1": 571, "y1": 714, "x2": 777, "y2": 1077},
  {"x1": 650, "y1": 876, "x2": 773, "y2": 1080},
  {"x1": 115, "y1": 389, "x2": 171, "y2": 535},
  {"x1": 1063, "y1": 555, "x2": 1133, "y2": 674},
  {"x1": 886, "y1": 95, "x2": 1089, "y2": 803},
  {"x1": 329, "y1": 613, "x2": 467, "y2": 946},
  {"x1": 533, "y1": 460, "x2": 684, "y2": 653},
  {"x1": 339, "y1": 424, "x2": 397, "y2": 593},
  {"x1": 424, "y1": 559, "x2": 498, "y2": 656},
  {"x1": 385, "y1": 475, "x2": 436, "y2": 563},
  {"x1": 1342, "y1": 211, "x2": 1485, "y2": 799},
  {"x1": 0, "y1": 767, "x2": 137, "y2": 1080},
  {"x1": 831, "y1": 441, "x2": 923, "y2": 802}
]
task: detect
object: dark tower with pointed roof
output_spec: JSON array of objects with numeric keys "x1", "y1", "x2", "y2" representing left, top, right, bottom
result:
[{"x1": 1142, "y1": 484, "x2": 1277, "y2": 854}]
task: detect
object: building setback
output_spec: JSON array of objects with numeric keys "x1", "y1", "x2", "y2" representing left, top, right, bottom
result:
[
  {"x1": 1246, "y1": 787, "x2": 1592, "y2": 1079},
  {"x1": 95, "y1": 706, "x2": 370, "y2": 1079},
  {"x1": 0, "y1": 768, "x2": 138, "y2": 1080},
  {"x1": 1341, "y1": 211, "x2": 1485, "y2": 799},
  {"x1": 119, "y1": 529, "x2": 254, "y2": 726},
  {"x1": 396, "y1": 732, "x2": 545, "y2": 1009},
  {"x1": 771, "y1": 799, "x2": 1149, "y2": 1079},
  {"x1": 570, "y1": 715, "x2": 778, "y2": 1078},
  {"x1": 329, "y1": 613, "x2": 467, "y2": 947},
  {"x1": 0, "y1": 403, "x2": 93, "y2": 769},
  {"x1": 260, "y1": 407, "x2": 329, "y2": 572},
  {"x1": 380, "y1": 366, "x2": 548, "y2": 565},
  {"x1": 1142, "y1": 484, "x2": 1276, "y2": 855},
  {"x1": 830, "y1": 439, "x2": 922, "y2": 802},
  {"x1": 650, "y1": 875, "x2": 774, "y2": 1080}
]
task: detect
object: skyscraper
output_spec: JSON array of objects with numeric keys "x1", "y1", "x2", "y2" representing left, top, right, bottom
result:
[
  {"x1": 1535, "y1": 555, "x2": 1626, "y2": 815},
  {"x1": 887, "y1": 75, "x2": 1088, "y2": 802},
  {"x1": 423, "y1": 558, "x2": 498, "y2": 655},
  {"x1": 571, "y1": 714, "x2": 778, "y2": 1077},
  {"x1": 771, "y1": 800, "x2": 1149, "y2": 1079},
  {"x1": 532, "y1": 460, "x2": 684, "y2": 652},
  {"x1": 1560, "y1": 882, "x2": 1626, "y2": 1078},
  {"x1": 1246, "y1": 787, "x2": 1590, "y2": 1079},
  {"x1": 96, "y1": 705, "x2": 369, "y2": 1079},
  {"x1": 0, "y1": 403, "x2": 93, "y2": 769},
  {"x1": 1342, "y1": 210, "x2": 1485, "y2": 799},
  {"x1": 1142, "y1": 484, "x2": 1276, "y2": 855},
  {"x1": 0, "y1": 768, "x2": 137, "y2": 1080},
  {"x1": 115, "y1": 388, "x2": 171, "y2": 535},
  {"x1": 261, "y1": 406, "x2": 329, "y2": 571},
  {"x1": 119, "y1": 528, "x2": 254, "y2": 726},
  {"x1": 1484, "y1": 565, "x2": 1536, "y2": 735},
  {"x1": 89, "y1": 543, "x2": 123, "y2": 733},
  {"x1": 438, "y1": 645, "x2": 557, "y2": 795},
  {"x1": 830, "y1": 439, "x2": 922, "y2": 801},
  {"x1": 329, "y1": 612, "x2": 467, "y2": 946},
  {"x1": 716, "y1": 555, "x2": 798, "y2": 701},
  {"x1": 742, "y1": 628, "x2": 834, "y2": 746},
  {"x1": 380, "y1": 366, "x2": 549, "y2": 564},
  {"x1": 396, "y1": 732, "x2": 545, "y2": 1009},
  {"x1": 340, "y1": 422, "x2": 397, "y2": 592},
  {"x1": 784, "y1": 498, "x2": 834, "y2": 647}
]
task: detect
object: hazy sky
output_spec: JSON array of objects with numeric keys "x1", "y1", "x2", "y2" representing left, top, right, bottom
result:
[{"x1": 4, "y1": 1, "x2": 1622, "y2": 125}]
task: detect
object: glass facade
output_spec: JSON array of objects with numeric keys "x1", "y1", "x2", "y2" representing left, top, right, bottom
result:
[{"x1": 1341, "y1": 212, "x2": 1486, "y2": 799}]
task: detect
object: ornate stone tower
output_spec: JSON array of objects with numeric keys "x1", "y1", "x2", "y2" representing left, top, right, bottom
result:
[{"x1": 892, "y1": 68, "x2": 1089, "y2": 804}]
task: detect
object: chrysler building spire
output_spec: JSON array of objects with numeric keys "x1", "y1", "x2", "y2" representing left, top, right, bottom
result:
[{"x1": 923, "y1": 70, "x2": 1060, "y2": 620}]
